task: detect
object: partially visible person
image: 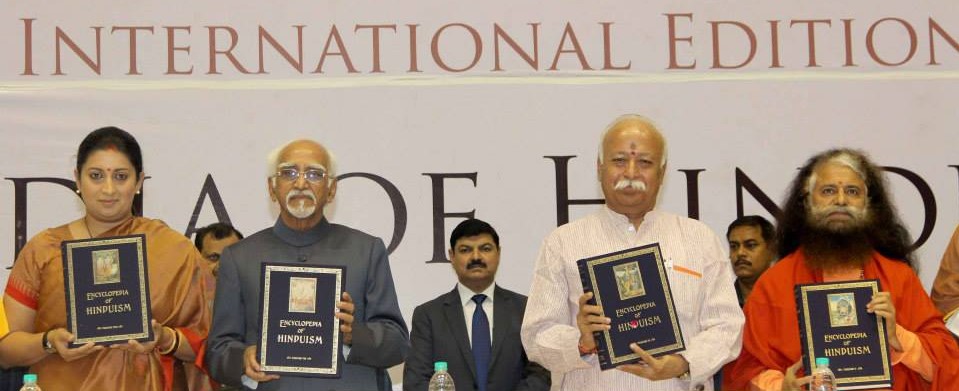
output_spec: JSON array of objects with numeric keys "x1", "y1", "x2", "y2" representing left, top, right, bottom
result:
[
  {"x1": 194, "y1": 223, "x2": 244, "y2": 278},
  {"x1": 0, "y1": 127, "x2": 211, "y2": 390},
  {"x1": 521, "y1": 114, "x2": 744, "y2": 391},
  {"x1": 0, "y1": 302, "x2": 8, "y2": 338},
  {"x1": 726, "y1": 215, "x2": 776, "y2": 307},
  {"x1": 724, "y1": 148, "x2": 959, "y2": 391},
  {"x1": 931, "y1": 224, "x2": 959, "y2": 335},
  {"x1": 0, "y1": 301, "x2": 20, "y2": 391},
  {"x1": 714, "y1": 217, "x2": 777, "y2": 391},
  {"x1": 206, "y1": 139, "x2": 408, "y2": 391},
  {"x1": 403, "y1": 218, "x2": 550, "y2": 391},
  {"x1": 188, "y1": 223, "x2": 244, "y2": 391}
]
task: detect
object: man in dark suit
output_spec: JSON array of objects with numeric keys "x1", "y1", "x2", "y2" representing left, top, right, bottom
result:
[
  {"x1": 403, "y1": 219, "x2": 550, "y2": 391},
  {"x1": 206, "y1": 139, "x2": 408, "y2": 391}
]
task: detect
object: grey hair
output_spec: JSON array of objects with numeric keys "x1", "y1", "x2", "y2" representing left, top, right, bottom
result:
[
  {"x1": 267, "y1": 139, "x2": 338, "y2": 186},
  {"x1": 597, "y1": 114, "x2": 668, "y2": 168},
  {"x1": 805, "y1": 151, "x2": 866, "y2": 195}
]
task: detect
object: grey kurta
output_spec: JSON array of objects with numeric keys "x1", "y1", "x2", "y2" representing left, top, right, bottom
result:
[{"x1": 206, "y1": 218, "x2": 409, "y2": 391}]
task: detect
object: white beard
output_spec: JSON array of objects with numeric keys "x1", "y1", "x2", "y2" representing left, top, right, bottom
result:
[{"x1": 285, "y1": 190, "x2": 317, "y2": 219}]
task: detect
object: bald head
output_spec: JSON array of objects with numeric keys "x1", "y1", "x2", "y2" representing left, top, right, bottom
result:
[
  {"x1": 269, "y1": 139, "x2": 337, "y2": 179},
  {"x1": 598, "y1": 114, "x2": 668, "y2": 168}
]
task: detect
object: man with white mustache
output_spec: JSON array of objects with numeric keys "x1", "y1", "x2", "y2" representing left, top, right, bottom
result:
[
  {"x1": 522, "y1": 114, "x2": 744, "y2": 391},
  {"x1": 206, "y1": 139, "x2": 409, "y2": 391}
]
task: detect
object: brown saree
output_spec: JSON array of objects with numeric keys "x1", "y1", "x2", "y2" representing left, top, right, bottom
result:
[{"x1": 5, "y1": 217, "x2": 210, "y2": 391}]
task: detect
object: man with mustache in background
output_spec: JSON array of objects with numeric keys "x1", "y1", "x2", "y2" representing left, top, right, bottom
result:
[
  {"x1": 521, "y1": 114, "x2": 744, "y2": 391},
  {"x1": 403, "y1": 219, "x2": 550, "y2": 391},
  {"x1": 206, "y1": 139, "x2": 409, "y2": 391},
  {"x1": 723, "y1": 148, "x2": 959, "y2": 391},
  {"x1": 726, "y1": 215, "x2": 776, "y2": 307}
]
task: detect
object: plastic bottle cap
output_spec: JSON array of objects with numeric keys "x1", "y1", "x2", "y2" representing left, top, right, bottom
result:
[
  {"x1": 434, "y1": 361, "x2": 448, "y2": 371},
  {"x1": 23, "y1": 374, "x2": 37, "y2": 383},
  {"x1": 815, "y1": 357, "x2": 830, "y2": 367}
]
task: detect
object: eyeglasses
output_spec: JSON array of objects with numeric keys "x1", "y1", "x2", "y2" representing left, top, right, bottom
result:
[{"x1": 274, "y1": 168, "x2": 329, "y2": 183}]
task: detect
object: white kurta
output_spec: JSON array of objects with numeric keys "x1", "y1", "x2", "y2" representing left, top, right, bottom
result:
[{"x1": 521, "y1": 207, "x2": 744, "y2": 391}]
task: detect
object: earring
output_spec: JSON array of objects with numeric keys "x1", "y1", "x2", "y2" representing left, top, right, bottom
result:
[
  {"x1": 75, "y1": 189, "x2": 80, "y2": 195},
  {"x1": 136, "y1": 190, "x2": 141, "y2": 195}
]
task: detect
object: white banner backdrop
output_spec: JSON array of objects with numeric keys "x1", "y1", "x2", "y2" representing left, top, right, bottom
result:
[{"x1": 2, "y1": 1, "x2": 959, "y2": 335}]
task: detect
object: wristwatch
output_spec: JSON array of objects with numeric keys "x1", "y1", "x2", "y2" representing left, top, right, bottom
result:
[{"x1": 41, "y1": 330, "x2": 56, "y2": 354}]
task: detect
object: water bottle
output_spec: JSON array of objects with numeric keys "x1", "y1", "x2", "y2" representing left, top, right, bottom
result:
[
  {"x1": 428, "y1": 361, "x2": 455, "y2": 391},
  {"x1": 20, "y1": 374, "x2": 41, "y2": 391},
  {"x1": 810, "y1": 357, "x2": 836, "y2": 391}
]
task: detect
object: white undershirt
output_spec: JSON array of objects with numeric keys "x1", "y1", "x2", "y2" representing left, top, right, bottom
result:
[{"x1": 457, "y1": 282, "x2": 495, "y2": 346}]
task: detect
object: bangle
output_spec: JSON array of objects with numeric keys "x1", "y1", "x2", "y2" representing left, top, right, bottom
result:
[
  {"x1": 578, "y1": 342, "x2": 597, "y2": 356},
  {"x1": 156, "y1": 326, "x2": 180, "y2": 356},
  {"x1": 41, "y1": 330, "x2": 56, "y2": 354}
]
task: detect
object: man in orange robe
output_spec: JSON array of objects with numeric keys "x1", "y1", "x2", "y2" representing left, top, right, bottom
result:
[{"x1": 723, "y1": 148, "x2": 959, "y2": 391}]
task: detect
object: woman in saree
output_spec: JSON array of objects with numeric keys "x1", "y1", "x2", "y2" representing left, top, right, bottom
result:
[{"x1": 0, "y1": 126, "x2": 210, "y2": 391}]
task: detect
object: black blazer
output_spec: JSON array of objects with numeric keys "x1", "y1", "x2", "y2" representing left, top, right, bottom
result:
[{"x1": 403, "y1": 285, "x2": 550, "y2": 391}]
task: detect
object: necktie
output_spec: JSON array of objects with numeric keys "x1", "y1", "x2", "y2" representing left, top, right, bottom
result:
[{"x1": 472, "y1": 294, "x2": 491, "y2": 391}]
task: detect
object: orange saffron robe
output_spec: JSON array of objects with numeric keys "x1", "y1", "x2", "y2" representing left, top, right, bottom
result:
[
  {"x1": 5, "y1": 217, "x2": 211, "y2": 391},
  {"x1": 932, "y1": 225, "x2": 959, "y2": 320},
  {"x1": 723, "y1": 250, "x2": 959, "y2": 391}
]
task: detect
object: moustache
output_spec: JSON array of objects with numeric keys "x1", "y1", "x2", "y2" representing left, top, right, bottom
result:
[
  {"x1": 466, "y1": 259, "x2": 486, "y2": 269},
  {"x1": 285, "y1": 189, "x2": 318, "y2": 219},
  {"x1": 734, "y1": 259, "x2": 752, "y2": 267},
  {"x1": 286, "y1": 189, "x2": 317, "y2": 203},
  {"x1": 613, "y1": 179, "x2": 647, "y2": 191}
]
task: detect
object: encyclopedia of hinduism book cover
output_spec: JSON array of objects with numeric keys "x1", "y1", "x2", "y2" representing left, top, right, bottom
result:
[
  {"x1": 61, "y1": 234, "x2": 153, "y2": 346},
  {"x1": 258, "y1": 262, "x2": 344, "y2": 377},
  {"x1": 796, "y1": 280, "x2": 893, "y2": 390},
  {"x1": 577, "y1": 243, "x2": 685, "y2": 370}
]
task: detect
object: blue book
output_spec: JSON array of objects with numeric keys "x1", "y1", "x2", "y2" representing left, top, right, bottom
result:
[
  {"x1": 257, "y1": 263, "x2": 344, "y2": 377},
  {"x1": 796, "y1": 280, "x2": 893, "y2": 390},
  {"x1": 577, "y1": 243, "x2": 685, "y2": 370},
  {"x1": 61, "y1": 234, "x2": 154, "y2": 346}
]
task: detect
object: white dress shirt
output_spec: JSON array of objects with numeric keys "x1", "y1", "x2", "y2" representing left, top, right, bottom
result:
[
  {"x1": 458, "y1": 282, "x2": 495, "y2": 346},
  {"x1": 521, "y1": 206, "x2": 744, "y2": 391}
]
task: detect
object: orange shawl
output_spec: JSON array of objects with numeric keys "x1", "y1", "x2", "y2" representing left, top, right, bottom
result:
[
  {"x1": 5, "y1": 217, "x2": 211, "y2": 391},
  {"x1": 723, "y1": 250, "x2": 959, "y2": 391},
  {"x1": 932, "y1": 225, "x2": 959, "y2": 319}
]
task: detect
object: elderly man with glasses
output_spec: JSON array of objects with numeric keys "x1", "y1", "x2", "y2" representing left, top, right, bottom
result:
[{"x1": 206, "y1": 139, "x2": 409, "y2": 391}]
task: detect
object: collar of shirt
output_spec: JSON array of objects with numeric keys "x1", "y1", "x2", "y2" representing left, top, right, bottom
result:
[
  {"x1": 458, "y1": 282, "x2": 496, "y2": 345},
  {"x1": 457, "y1": 282, "x2": 496, "y2": 307},
  {"x1": 272, "y1": 217, "x2": 331, "y2": 247},
  {"x1": 599, "y1": 205, "x2": 664, "y2": 233}
]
